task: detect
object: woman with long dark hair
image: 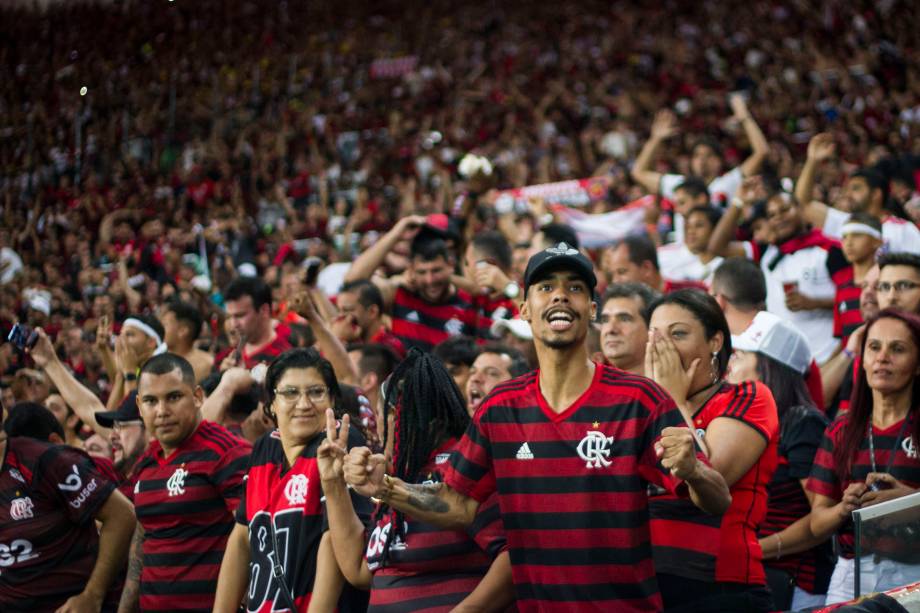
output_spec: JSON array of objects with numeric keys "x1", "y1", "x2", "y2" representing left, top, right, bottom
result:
[
  {"x1": 807, "y1": 309, "x2": 920, "y2": 605},
  {"x1": 727, "y1": 313, "x2": 833, "y2": 610},
  {"x1": 214, "y1": 348, "x2": 371, "y2": 613},
  {"x1": 318, "y1": 349, "x2": 514, "y2": 612},
  {"x1": 645, "y1": 289, "x2": 779, "y2": 612}
]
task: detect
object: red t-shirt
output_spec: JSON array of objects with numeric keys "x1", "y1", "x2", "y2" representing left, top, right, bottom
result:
[{"x1": 650, "y1": 381, "x2": 779, "y2": 586}]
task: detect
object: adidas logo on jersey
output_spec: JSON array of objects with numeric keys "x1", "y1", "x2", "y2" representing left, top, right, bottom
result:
[{"x1": 516, "y1": 442, "x2": 534, "y2": 460}]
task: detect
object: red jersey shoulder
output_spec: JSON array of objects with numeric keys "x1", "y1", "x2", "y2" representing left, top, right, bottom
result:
[
  {"x1": 598, "y1": 364, "x2": 672, "y2": 406},
  {"x1": 194, "y1": 420, "x2": 253, "y2": 455}
]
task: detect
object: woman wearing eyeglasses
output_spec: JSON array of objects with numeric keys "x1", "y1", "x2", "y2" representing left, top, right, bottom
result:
[
  {"x1": 807, "y1": 309, "x2": 920, "y2": 605},
  {"x1": 214, "y1": 348, "x2": 372, "y2": 613},
  {"x1": 317, "y1": 349, "x2": 515, "y2": 612}
]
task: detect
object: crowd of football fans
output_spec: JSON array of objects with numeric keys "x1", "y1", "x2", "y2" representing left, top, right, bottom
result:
[{"x1": 2, "y1": 0, "x2": 920, "y2": 611}]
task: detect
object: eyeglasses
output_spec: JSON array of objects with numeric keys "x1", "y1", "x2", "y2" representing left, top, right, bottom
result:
[
  {"x1": 113, "y1": 420, "x2": 144, "y2": 432},
  {"x1": 877, "y1": 281, "x2": 920, "y2": 294},
  {"x1": 274, "y1": 385, "x2": 329, "y2": 405}
]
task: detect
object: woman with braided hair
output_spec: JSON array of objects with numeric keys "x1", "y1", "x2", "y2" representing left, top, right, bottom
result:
[{"x1": 318, "y1": 348, "x2": 515, "y2": 612}]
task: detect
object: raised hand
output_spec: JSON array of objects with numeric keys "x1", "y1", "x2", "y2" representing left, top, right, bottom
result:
[
  {"x1": 317, "y1": 409, "x2": 349, "y2": 483},
  {"x1": 728, "y1": 92, "x2": 752, "y2": 121},
  {"x1": 26, "y1": 327, "x2": 56, "y2": 368},
  {"x1": 650, "y1": 109, "x2": 679, "y2": 141},
  {"x1": 807, "y1": 133, "x2": 836, "y2": 162},
  {"x1": 96, "y1": 314, "x2": 112, "y2": 351}
]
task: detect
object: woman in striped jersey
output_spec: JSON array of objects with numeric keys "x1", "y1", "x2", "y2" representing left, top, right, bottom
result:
[
  {"x1": 318, "y1": 350, "x2": 514, "y2": 612},
  {"x1": 808, "y1": 309, "x2": 920, "y2": 605}
]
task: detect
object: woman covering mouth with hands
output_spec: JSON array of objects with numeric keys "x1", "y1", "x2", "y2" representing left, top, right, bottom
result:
[
  {"x1": 645, "y1": 289, "x2": 780, "y2": 612},
  {"x1": 807, "y1": 309, "x2": 920, "y2": 605}
]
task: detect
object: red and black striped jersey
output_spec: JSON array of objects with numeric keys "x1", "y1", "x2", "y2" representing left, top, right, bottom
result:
[
  {"x1": 650, "y1": 381, "x2": 779, "y2": 586},
  {"x1": 759, "y1": 405, "x2": 834, "y2": 595},
  {"x1": 0, "y1": 438, "x2": 118, "y2": 612},
  {"x1": 832, "y1": 266, "x2": 863, "y2": 346},
  {"x1": 442, "y1": 364, "x2": 691, "y2": 613},
  {"x1": 390, "y1": 286, "x2": 490, "y2": 352},
  {"x1": 366, "y1": 440, "x2": 506, "y2": 612},
  {"x1": 806, "y1": 412, "x2": 920, "y2": 558},
  {"x1": 242, "y1": 333, "x2": 293, "y2": 369},
  {"x1": 236, "y1": 426, "x2": 372, "y2": 613},
  {"x1": 131, "y1": 420, "x2": 251, "y2": 612}
]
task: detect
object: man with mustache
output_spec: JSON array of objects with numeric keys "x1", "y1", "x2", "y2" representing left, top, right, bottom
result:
[
  {"x1": 343, "y1": 242, "x2": 731, "y2": 612},
  {"x1": 464, "y1": 343, "x2": 530, "y2": 417}
]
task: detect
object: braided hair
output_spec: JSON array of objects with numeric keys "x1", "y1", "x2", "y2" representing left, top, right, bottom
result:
[{"x1": 378, "y1": 348, "x2": 469, "y2": 566}]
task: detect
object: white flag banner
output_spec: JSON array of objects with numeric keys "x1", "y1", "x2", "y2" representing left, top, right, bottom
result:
[{"x1": 550, "y1": 196, "x2": 652, "y2": 249}]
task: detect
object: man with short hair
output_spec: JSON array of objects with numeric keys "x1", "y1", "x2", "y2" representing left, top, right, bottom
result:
[
  {"x1": 335, "y1": 279, "x2": 405, "y2": 358},
  {"x1": 465, "y1": 343, "x2": 530, "y2": 416},
  {"x1": 119, "y1": 353, "x2": 251, "y2": 612},
  {"x1": 433, "y1": 335, "x2": 480, "y2": 402},
  {"x1": 347, "y1": 343, "x2": 400, "y2": 418},
  {"x1": 220, "y1": 276, "x2": 292, "y2": 369},
  {"x1": 463, "y1": 231, "x2": 522, "y2": 321},
  {"x1": 160, "y1": 300, "x2": 214, "y2": 382},
  {"x1": 344, "y1": 217, "x2": 489, "y2": 352},
  {"x1": 0, "y1": 408, "x2": 135, "y2": 611},
  {"x1": 877, "y1": 252, "x2": 920, "y2": 313},
  {"x1": 796, "y1": 133, "x2": 920, "y2": 254},
  {"x1": 711, "y1": 258, "x2": 826, "y2": 411},
  {"x1": 599, "y1": 283, "x2": 660, "y2": 376},
  {"x1": 604, "y1": 235, "x2": 665, "y2": 291},
  {"x1": 343, "y1": 242, "x2": 731, "y2": 611}
]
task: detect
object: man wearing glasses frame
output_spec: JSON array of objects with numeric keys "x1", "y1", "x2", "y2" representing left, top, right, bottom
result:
[{"x1": 877, "y1": 252, "x2": 920, "y2": 314}]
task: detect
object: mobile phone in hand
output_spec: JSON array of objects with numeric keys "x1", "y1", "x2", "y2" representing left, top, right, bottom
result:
[{"x1": 7, "y1": 323, "x2": 38, "y2": 350}]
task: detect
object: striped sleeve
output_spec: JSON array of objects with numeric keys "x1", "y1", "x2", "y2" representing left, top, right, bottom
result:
[
  {"x1": 466, "y1": 493, "x2": 506, "y2": 559},
  {"x1": 715, "y1": 380, "x2": 776, "y2": 442},
  {"x1": 806, "y1": 418, "x2": 845, "y2": 499},
  {"x1": 443, "y1": 416, "x2": 496, "y2": 503},
  {"x1": 637, "y1": 383, "x2": 687, "y2": 495},
  {"x1": 210, "y1": 437, "x2": 252, "y2": 515}
]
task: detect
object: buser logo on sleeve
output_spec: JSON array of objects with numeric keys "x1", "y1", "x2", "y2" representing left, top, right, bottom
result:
[{"x1": 57, "y1": 464, "x2": 82, "y2": 492}]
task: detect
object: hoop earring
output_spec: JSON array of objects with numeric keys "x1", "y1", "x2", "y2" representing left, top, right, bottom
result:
[{"x1": 710, "y1": 351, "x2": 720, "y2": 384}]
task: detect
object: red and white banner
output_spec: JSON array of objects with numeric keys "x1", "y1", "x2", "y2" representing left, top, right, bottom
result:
[
  {"x1": 492, "y1": 176, "x2": 612, "y2": 211},
  {"x1": 369, "y1": 56, "x2": 418, "y2": 79},
  {"x1": 550, "y1": 195, "x2": 653, "y2": 249}
]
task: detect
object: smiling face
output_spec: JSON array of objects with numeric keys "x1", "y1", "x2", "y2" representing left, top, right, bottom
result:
[
  {"x1": 137, "y1": 368, "x2": 202, "y2": 455},
  {"x1": 521, "y1": 270, "x2": 596, "y2": 351},
  {"x1": 466, "y1": 352, "x2": 513, "y2": 416},
  {"x1": 271, "y1": 367, "x2": 330, "y2": 445},
  {"x1": 410, "y1": 255, "x2": 453, "y2": 303},
  {"x1": 862, "y1": 317, "x2": 920, "y2": 396},
  {"x1": 766, "y1": 194, "x2": 803, "y2": 243}
]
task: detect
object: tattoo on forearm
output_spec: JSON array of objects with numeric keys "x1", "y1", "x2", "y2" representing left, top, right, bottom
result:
[
  {"x1": 127, "y1": 530, "x2": 144, "y2": 581},
  {"x1": 405, "y1": 482, "x2": 450, "y2": 514}
]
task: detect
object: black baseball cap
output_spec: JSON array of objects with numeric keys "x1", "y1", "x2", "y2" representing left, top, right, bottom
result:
[
  {"x1": 94, "y1": 391, "x2": 140, "y2": 428},
  {"x1": 523, "y1": 242, "x2": 597, "y2": 297}
]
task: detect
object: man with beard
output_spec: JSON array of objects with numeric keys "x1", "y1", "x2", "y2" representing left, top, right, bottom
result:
[
  {"x1": 464, "y1": 343, "x2": 530, "y2": 417},
  {"x1": 795, "y1": 133, "x2": 920, "y2": 254},
  {"x1": 342, "y1": 242, "x2": 731, "y2": 612},
  {"x1": 94, "y1": 391, "x2": 149, "y2": 495},
  {"x1": 344, "y1": 216, "x2": 490, "y2": 352}
]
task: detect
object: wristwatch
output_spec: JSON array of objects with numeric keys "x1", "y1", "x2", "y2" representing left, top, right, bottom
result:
[{"x1": 503, "y1": 282, "x2": 521, "y2": 300}]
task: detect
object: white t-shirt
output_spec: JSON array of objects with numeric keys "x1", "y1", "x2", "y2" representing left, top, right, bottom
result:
[
  {"x1": 760, "y1": 244, "x2": 838, "y2": 363},
  {"x1": 661, "y1": 167, "x2": 744, "y2": 243},
  {"x1": 658, "y1": 243, "x2": 723, "y2": 286},
  {"x1": 823, "y1": 207, "x2": 920, "y2": 254}
]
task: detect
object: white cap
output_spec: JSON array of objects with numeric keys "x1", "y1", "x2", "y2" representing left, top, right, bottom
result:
[
  {"x1": 731, "y1": 311, "x2": 812, "y2": 375},
  {"x1": 490, "y1": 318, "x2": 533, "y2": 340},
  {"x1": 237, "y1": 263, "x2": 258, "y2": 278}
]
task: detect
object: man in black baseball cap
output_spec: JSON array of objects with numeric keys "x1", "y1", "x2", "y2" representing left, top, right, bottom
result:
[
  {"x1": 95, "y1": 391, "x2": 149, "y2": 481},
  {"x1": 523, "y1": 242, "x2": 598, "y2": 298}
]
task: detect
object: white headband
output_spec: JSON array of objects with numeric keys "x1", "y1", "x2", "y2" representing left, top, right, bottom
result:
[
  {"x1": 122, "y1": 318, "x2": 168, "y2": 355},
  {"x1": 841, "y1": 222, "x2": 882, "y2": 240}
]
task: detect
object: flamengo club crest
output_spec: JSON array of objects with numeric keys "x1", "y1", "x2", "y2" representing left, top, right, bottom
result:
[
  {"x1": 577, "y1": 429, "x2": 614, "y2": 469},
  {"x1": 166, "y1": 468, "x2": 188, "y2": 497},
  {"x1": 284, "y1": 474, "x2": 309, "y2": 505},
  {"x1": 10, "y1": 496, "x2": 34, "y2": 520}
]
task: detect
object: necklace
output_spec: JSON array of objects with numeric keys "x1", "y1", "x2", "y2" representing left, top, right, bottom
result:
[{"x1": 867, "y1": 415, "x2": 910, "y2": 475}]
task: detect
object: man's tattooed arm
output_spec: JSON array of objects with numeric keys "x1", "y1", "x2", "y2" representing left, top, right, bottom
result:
[
  {"x1": 382, "y1": 478, "x2": 479, "y2": 529},
  {"x1": 117, "y1": 524, "x2": 145, "y2": 613}
]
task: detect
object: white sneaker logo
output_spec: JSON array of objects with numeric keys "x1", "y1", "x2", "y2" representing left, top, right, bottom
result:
[{"x1": 516, "y1": 442, "x2": 534, "y2": 460}]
